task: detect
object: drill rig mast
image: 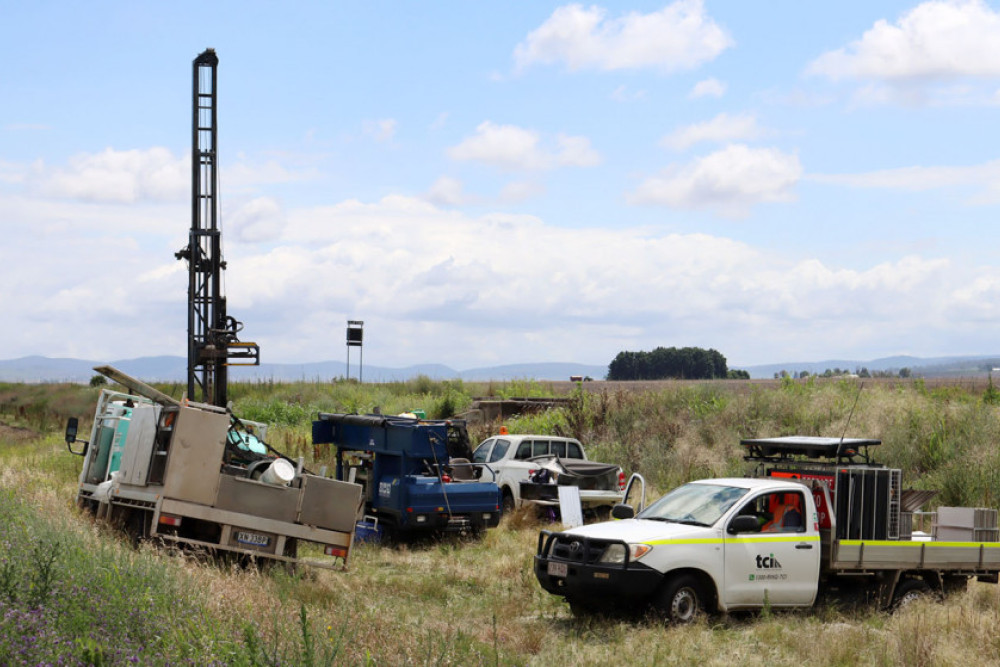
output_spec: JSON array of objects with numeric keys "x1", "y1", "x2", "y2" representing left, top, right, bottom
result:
[{"x1": 175, "y1": 48, "x2": 259, "y2": 407}]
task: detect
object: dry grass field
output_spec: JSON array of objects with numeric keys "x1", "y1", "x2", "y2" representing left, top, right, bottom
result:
[{"x1": 2, "y1": 377, "x2": 1000, "y2": 665}]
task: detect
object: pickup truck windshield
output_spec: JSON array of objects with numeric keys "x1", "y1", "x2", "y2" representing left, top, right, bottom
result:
[{"x1": 637, "y1": 483, "x2": 748, "y2": 526}]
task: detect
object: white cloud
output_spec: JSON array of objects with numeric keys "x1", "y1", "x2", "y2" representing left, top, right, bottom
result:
[
  {"x1": 662, "y1": 113, "x2": 764, "y2": 151},
  {"x1": 229, "y1": 197, "x2": 286, "y2": 243},
  {"x1": 808, "y1": 0, "x2": 1000, "y2": 81},
  {"x1": 554, "y1": 134, "x2": 601, "y2": 167},
  {"x1": 447, "y1": 121, "x2": 600, "y2": 170},
  {"x1": 499, "y1": 181, "x2": 545, "y2": 203},
  {"x1": 362, "y1": 118, "x2": 398, "y2": 143},
  {"x1": 14, "y1": 147, "x2": 314, "y2": 205},
  {"x1": 2, "y1": 181, "x2": 999, "y2": 368},
  {"x1": 40, "y1": 147, "x2": 187, "y2": 203},
  {"x1": 426, "y1": 176, "x2": 467, "y2": 206},
  {"x1": 808, "y1": 159, "x2": 1000, "y2": 202},
  {"x1": 629, "y1": 144, "x2": 802, "y2": 216},
  {"x1": 0, "y1": 159, "x2": 26, "y2": 184},
  {"x1": 513, "y1": 1, "x2": 732, "y2": 72},
  {"x1": 224, "y1": 158, "x2": 320, "y2": 189},
  {"x1": 689, "y1": 77, "x2": 726, "y2": 98},
  {"x1": 216, "y1": 196, "x2": 992, "y2": 367}
]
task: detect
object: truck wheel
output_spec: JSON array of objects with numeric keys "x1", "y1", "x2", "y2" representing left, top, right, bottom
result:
[
  {"x1": 123, "y1": 509, "x2": 149, "y2": 548},
  {"x1": 501, "y1": 490, "x2": 515, "y2": 515},
  {"x1": 893, "y1": 579, "x2": 931, "y2": 610},
  {"x1": 590, "y1": 506, "x2": 611, "y2": 522},
  {"x1": 656, "y1": 574, "x2": 703, "y2": 623},
  {"x1": 942, "y1": 575, "x2": 968, "y2": 597},
  {"x1": 568, "y1": 598, "x2": 600, "y2": 618}
]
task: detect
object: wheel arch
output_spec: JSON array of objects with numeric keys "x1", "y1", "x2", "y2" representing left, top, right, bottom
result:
[{"x1": 659, "y1": 567, "x2": 719, "y2": 613}]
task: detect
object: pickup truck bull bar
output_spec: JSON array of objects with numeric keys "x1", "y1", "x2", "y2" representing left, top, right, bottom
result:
[
  {"x1": 537, "y1": 530, "x2": 635, "y2": 568},
  {"x1": 535, "y1": 529, "x2": 663, "y2": 601}
]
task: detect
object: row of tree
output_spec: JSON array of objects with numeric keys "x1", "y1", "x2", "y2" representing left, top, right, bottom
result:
[
  {"x1": 607, "y1": 347, "x2": 743, "y2": 380},
  {"x1": 774, "y1": 367, "x2": 913, "y2": 379}
]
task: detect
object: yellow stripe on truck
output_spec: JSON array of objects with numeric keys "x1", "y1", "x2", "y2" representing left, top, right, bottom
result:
[{"x1": 647, "y1": 535, "x2": 821, "y2": 546}]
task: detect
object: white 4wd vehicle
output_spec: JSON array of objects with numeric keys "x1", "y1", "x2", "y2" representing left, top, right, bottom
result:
[
  {"x1": 536, "y1": 437, "x2": 1000, "y2": 623},
  {"x1": 536, "y1": 477, "x2": 822, "y2": 620},
  {"x1": 472, "y1": 434, "x2": 624, "y2": 515}
]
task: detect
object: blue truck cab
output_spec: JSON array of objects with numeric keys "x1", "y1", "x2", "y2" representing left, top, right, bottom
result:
[{"x1": 312, "y1": 413, "x2": 501, "y2": 537}]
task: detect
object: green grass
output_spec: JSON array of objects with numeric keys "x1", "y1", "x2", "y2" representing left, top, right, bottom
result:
[{"x1": 4, "y1": 378, "x2": 1000, "y2": 664}]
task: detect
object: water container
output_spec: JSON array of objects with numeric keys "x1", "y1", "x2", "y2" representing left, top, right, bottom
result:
[{"x1": 259, "y1": 458, "x2": 295, "y2": 486}]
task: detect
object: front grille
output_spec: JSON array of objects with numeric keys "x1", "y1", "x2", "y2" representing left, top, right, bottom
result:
[{"x1": 550, "y1": 535, "x2": 612, "y2": 564}]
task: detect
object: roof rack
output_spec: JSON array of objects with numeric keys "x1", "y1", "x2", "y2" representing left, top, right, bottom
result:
[{"x1": 741, "y1": 436, "x2": 881, "y2": 466}]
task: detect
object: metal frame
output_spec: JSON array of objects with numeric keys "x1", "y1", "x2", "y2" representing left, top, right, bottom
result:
[{"x1": 175, "y1": 48, "x2": 259, "y2": 407}]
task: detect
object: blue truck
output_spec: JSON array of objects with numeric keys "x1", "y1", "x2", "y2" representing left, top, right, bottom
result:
[{"x1": 312, "y1": 413, "x2": 501, "y2": 539}]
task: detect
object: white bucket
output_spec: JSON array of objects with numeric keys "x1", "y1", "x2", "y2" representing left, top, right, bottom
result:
[{"x1": 259, "y1": 458, "x2": 295, "y2": 486}]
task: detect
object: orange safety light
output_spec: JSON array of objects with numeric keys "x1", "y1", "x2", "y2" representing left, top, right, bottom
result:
[
  {"x1": 499, "y1": 426, "x2": 508, "y2": 435},
  {"x1": 325, "y1": 546, "x2": 348, "y2": 558}
]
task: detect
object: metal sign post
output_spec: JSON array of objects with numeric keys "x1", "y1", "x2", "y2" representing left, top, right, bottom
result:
[{"x1": 346, "y1": 320, "x2": 364, "y2": 382}]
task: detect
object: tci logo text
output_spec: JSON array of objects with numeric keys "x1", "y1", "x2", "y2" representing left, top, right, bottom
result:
[{"x1": 756, "y1": 553, "x2": 782, "y2": 569}]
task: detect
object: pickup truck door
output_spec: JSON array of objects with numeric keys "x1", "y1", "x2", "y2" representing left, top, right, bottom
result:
[{"x1": 722, "y1": 490, "x2": 820, "y2": 608}]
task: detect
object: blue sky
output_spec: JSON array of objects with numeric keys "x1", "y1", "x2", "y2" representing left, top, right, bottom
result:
[{"x1": 4, "y1": 1, "x2": 1000, "y2": 371}]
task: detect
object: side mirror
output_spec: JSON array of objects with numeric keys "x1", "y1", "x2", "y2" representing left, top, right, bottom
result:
[
  {"x1": 728, "y1": 515, "x2": 761, "y2": 535},
  {"x1": 65, "y1": 417, "x2": 88, "y2": 456},
  {"x1": 611, "y1": 504, "x2": 635, "y2": 520}
]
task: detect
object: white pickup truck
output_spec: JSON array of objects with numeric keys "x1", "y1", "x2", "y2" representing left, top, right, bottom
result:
[
  {"x1": 471, "y1": 434, "x2": 625, "y2": 515},
  {"x1": 534, "y1": 436, "x2": 1000, "y2": 621}
]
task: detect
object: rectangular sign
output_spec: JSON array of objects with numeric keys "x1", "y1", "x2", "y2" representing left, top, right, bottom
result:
[{"x1": 558, "y1": 485, "x2": 584, "y2": 528}]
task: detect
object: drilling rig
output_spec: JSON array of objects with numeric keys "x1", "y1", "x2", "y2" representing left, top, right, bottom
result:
[
  {"x1": 65, "y1": 49, "x2": 362, "y2": 569},
  {"x1": 175, "y1": 48, "x2": 259, "y2": 407}
]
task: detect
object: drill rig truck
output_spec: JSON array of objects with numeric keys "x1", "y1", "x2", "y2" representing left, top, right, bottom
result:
[{"x1": 65, "y1": 49, "x2": 363, "y2": 569}]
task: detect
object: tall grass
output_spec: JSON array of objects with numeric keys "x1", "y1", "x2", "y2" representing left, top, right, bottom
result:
[{"x1": 4, "y1": 378, "x2": 1000, "y2": 664}]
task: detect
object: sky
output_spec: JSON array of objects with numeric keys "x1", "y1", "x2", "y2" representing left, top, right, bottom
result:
[{"x1": 4, "y1": 1, "x2": 1000, "y2": 372}]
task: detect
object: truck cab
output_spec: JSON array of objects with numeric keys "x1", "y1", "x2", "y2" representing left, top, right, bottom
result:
[{"x1": 535, "y1": 477, "x2": 821, "y2": 621}]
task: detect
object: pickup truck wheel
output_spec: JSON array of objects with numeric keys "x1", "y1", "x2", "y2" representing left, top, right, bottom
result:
[
  {"x1": 567, "y1": 598, "x2": 599, "y2": 617},
  {"x1": 501, "y1": 490, "x2": 515, "y2": 515},
  {"x1": 656, "y1": 575, "x2": 703, "y2": 624},
  {"x1": 893, "y1": 579, "x2": 931, "y2": 610},
  {"x1": 590, "y1": 506, "x2": 611, "y2": 522}
]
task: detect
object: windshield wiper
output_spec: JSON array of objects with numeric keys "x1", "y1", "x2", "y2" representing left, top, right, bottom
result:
[
  {"x1": 674, "y1": 519, "x2": 709, "y2": 527},
  {"x1": 641, "y1": 516, "x2": 675, "y2": 523}
]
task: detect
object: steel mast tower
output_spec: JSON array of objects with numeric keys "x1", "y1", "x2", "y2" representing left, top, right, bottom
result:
[{"x1": 175, "y1": 48, "x2": 259, "y2": 407}]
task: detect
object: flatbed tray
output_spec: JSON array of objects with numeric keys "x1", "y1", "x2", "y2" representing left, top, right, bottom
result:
[{"x1": 741, "y1": 436, "x2": 881, "y2": 459}]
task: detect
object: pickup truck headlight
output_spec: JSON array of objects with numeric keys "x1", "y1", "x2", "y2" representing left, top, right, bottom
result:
[{"x1": 599, "y1": 543, "x2": 651, "y2": 564}]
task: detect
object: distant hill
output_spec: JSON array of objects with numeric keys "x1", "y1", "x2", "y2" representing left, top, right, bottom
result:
[
  {"x1": 4, "y1": 354, "x2": 1000, "y2": 384},
  {"x1": 738, "y1": 355, "x2": 1000, "y2": 380},
  {"x1": 0, "y1": 356, "x2": 607, "y2": 383}
]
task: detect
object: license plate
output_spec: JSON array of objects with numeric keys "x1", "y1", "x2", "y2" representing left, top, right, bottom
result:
[
  {"x1": 235, "y1": 531, "x2": 270, "y2": 547},
  {"x1": 548, "y1": 561, "x2": 568, "y2": 577}
]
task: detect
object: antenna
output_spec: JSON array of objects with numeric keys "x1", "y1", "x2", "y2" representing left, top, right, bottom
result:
[{"x1": 837, "y1": 381, "x2": 864, "y2": 460}]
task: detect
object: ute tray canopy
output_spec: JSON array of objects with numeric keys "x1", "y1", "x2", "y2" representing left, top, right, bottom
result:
[{"x1": 742, "y1": 436, "x2": 881, "y2": 462}]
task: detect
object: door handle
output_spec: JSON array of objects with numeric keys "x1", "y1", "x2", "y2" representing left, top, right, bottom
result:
[{"x1": 795, "y1": 544, "x2": 813, "y2": 550}]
